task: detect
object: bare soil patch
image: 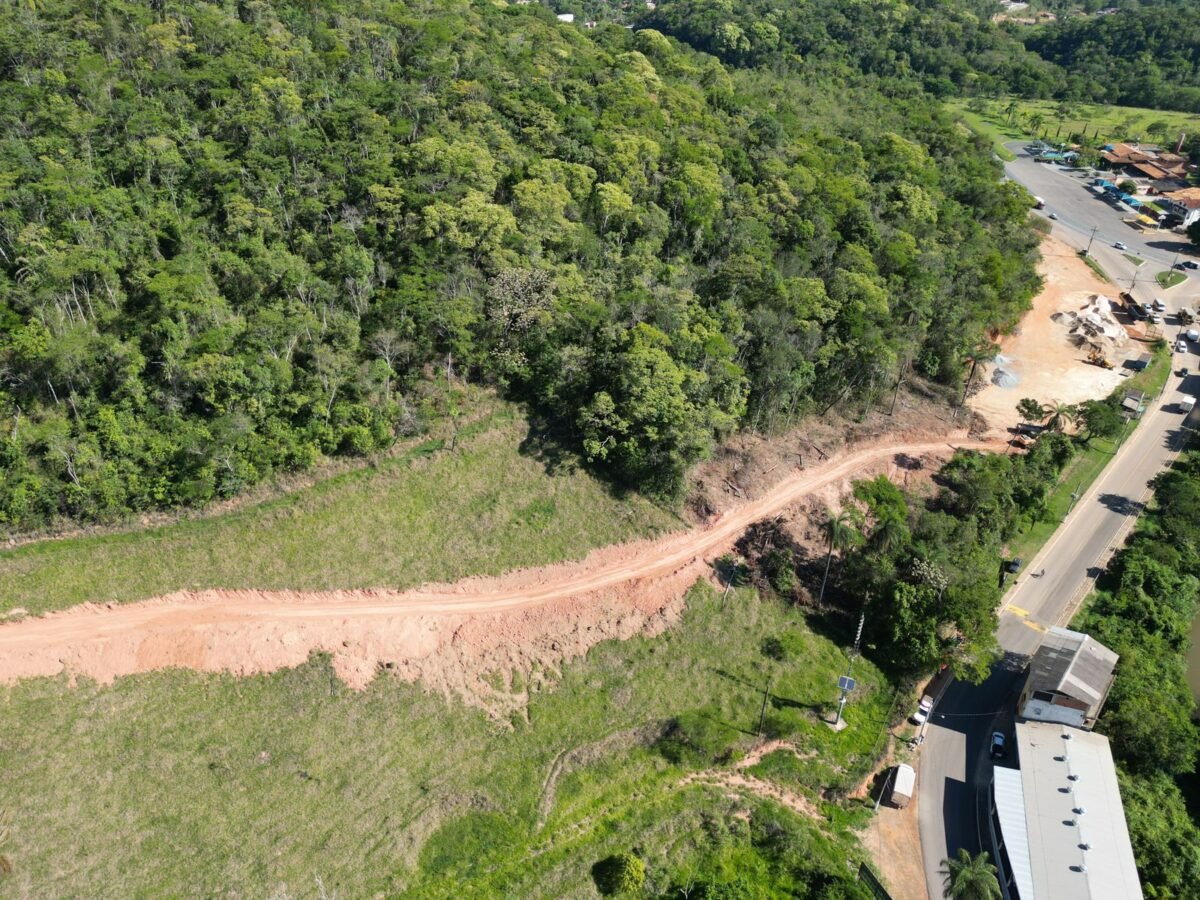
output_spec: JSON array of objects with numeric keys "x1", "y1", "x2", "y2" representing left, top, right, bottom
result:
[
  {"x1": 972, "y1": 236, "x2": 1134, "y2": 435},
  {"x1": 0, "y1": 436, "x2": 1000, "y2": 717}
]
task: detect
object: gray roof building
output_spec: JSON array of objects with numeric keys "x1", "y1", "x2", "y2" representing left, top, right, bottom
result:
[
  {"x1": 1018, "y1": 627, "x2": 1118, "y2": 730},
  {"x1": 986, "y1": 722, "x2": 1142, "y2": 899}
]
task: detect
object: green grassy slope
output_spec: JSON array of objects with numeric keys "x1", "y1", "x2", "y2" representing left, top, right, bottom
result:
[
  {"x1": 0, "y1": 584, "x2": 893, "y2": 897},
  {"x1": 0, "y1": 401, "x2": 680, "y2": 616}
]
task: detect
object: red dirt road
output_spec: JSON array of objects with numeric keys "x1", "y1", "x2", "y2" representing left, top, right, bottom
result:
[{"x1": 0, "y1": 435, "x2": 999, "y2": 712}]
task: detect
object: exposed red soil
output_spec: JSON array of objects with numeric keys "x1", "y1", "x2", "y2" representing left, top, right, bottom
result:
[{"x1": 0, "y1": 434, "x2": 1001, "y2": 717}]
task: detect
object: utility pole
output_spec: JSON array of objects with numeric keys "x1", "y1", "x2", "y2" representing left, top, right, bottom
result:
[
  {"x1": 833, "y1": 609, "x2": 867, "y2": 729},
  {"x1": 1084, "y1": 225, "x2": 1098, "y2": 257},
  {"x1": 756, "y1": 674, "x2": 772, "y2": 739}
]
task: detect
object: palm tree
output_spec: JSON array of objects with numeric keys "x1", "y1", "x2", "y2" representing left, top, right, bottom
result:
[
  {"x1": 959, "y1": 342, "x2": 999, "y2": 410},
  {"x1": 818, "y1": 509, "x2": 861, "y2": 608},
  {"x1": 939, "y1": 848, "x2": 1001, "y2": 900},
  {"x1": 1004, "y1": 99, "x2": 1020, "y2": 126},
  {"x1": 1043, "y1": 400, "x2": 1076, "y2": 433},
  {"x1": 1028, "y1": 113, "x2": 1044, "y2": 139},
  {"x1": 870, "y1": 516, "x2": 910, "y2": 556}
]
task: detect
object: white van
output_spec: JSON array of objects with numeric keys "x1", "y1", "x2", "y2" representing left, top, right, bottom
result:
[{"x1": 891, "y1": 764, "x2": 916, "y2": 809}]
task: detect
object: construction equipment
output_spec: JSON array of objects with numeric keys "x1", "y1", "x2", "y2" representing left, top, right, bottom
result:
[{"x1": 1088, "y1": 348, "x2": 1114, "y2": 369}]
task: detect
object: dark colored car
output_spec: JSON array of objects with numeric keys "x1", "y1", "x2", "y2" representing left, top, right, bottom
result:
[{"x1": 990, "y1": 732, "x2": 1007, "y2": 759}]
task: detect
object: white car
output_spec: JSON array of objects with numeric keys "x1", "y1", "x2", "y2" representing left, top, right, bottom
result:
[
  {"x1": 1154, "y1": 298, "x2": 1167, "y2": 311},
  {"x1": 1177, "y1": 340, "x2": 1189, "y2": 353},
  {"x1": 1151, "y1": 313, "x2": 1163, "y2": 324},
  {"x1": 1114, "y1": 241, "x2": 1129, "y2": 250},
  {"x1": 911, "y1": 697, "x2": 933, "y2": 725},
  {"x1": 1048, "y1": 212, "x2": 1059, "y2": 220}
]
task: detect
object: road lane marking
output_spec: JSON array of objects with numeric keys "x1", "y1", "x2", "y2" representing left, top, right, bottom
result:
[
  {"x1": 1022, "y1": 619, "x2": 1047, "y2": 634},
  {"x1": 1007, "y1": 605, "x2": 1030, "y2": 618}
]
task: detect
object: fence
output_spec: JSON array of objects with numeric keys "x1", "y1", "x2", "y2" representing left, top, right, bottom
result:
[{"x1": 857, "y1": 862, "x2": 893, "y2": 900}]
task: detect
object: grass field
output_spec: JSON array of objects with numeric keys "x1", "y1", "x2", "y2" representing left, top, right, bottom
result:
[
  {"x1": 947, "y1": 97, "x2": 1200, "y2": 157},
  {"x1": 1005, "y1": 343, "x2": 1171, "y2": 565},
  {"x1": 0, "y1": 583, "x2": 894, "y2": 897},
  {"x1": 0, "y1": 398, "x2": 681, "y2": 616},
  {"x1": 1124, "y1": 253, "x2": 1145, "y2": 268},
  {"x1": 1157, "y1": 270, "x2": 1187, "y2": 289},
  {"x1": 1079, "y1": 251, "x2": 1112, "y2": 283}
]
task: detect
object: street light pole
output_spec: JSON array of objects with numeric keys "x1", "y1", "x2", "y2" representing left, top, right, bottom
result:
[
  {"x1": 1084, "y1": 225, "x2": 1098, "y2": 257},
  {"x1": 1064, "y1": 484, "x2": 1082, "y2": 520}
]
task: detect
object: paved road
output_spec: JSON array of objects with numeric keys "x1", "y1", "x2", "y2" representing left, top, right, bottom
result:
[
  {"x1": 1002, "y1": 143, "x2": 1198, "y2": 306},
  {"x1": 918, "y1": 143, "x2": 1196, "y2": 897}
]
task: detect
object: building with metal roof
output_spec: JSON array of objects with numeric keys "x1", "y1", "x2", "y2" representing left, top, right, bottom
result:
[
  {"x1": 1018, "y1": 627, "x2": 1118, "y2": 730},
  {"x1": 986, "y1": 722, "x2": 1143, "y2": 899}
]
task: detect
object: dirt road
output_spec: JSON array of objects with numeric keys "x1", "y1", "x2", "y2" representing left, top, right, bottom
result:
[{"x1": 0, "y1": 435, "x2": 999, "y2": 713}]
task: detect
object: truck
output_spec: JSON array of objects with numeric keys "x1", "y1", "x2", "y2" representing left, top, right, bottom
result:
[
  {"x1": 890, "y1": 764, "x2": 916, "y2": 809},
  {"x1": 1181, "y1": 396, "x2": 1196, "y2": 414},
  {"x1": 1122, "y1": 294, "x2": 1146, "y2": 320},
  {"x1": 1181, "y1": 308, "x2": 1196, "y2": 325}
]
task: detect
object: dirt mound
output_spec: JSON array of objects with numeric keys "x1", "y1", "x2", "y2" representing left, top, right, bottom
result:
[
  {"x1": 1052, "y1": 293, "x2": 1129, "y2": 354},
  {"x1": 0, "y1": 437, "x2": 1000, "y2": 716}
]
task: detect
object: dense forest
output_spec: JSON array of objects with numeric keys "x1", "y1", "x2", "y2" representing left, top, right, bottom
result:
[
  {"x1": 1022, "y1": 3, "x2": 1200, "y2": 112},
  {"x1": 737, "y1": 437, "x2": 1076, "y2": 686},
  {"x1": 640, "y1": 0, "x2": 1200, "y2": 113},
  {"x1": 0, "y1": 0, "x2": 1042, "y2": 529}
]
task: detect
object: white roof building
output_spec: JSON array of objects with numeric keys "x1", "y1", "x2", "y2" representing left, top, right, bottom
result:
[{"x1": 987, "y1": 721, "x2": 1142, "y2": 900}]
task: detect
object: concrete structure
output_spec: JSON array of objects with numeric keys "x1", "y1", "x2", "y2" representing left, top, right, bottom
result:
[
  {"x1": 986, "y1": 722, "x2": 1142, "y2": 899},
  {"x1": 1017, "y1": 627, "x2": 1118, "y2": 729}
]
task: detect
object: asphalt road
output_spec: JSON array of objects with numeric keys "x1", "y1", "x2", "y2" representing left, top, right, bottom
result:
[
  {"x1": 918, "y1": 143, "x2": 1196, "y2": 898},
  {"x1": 1001, "y1": 143, "x2": 1198, "y2": 305}
]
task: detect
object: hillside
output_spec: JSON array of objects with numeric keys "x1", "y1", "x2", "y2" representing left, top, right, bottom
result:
[{"x1": 0, "y1": 0, "x2": 1041, "y2": 530}]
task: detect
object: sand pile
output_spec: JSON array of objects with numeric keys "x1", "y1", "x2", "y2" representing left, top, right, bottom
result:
[
  {"x1": 991, "y1": 354, "x2": 1020, "y2": 388},
  {"x1": 1052, "y1": 294, "x2": 1129, "y2": 354}
]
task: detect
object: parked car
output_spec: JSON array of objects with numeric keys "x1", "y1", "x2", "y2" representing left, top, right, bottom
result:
[
  {"x1": 1183, "y1": 260, "x2": 1200, "y2": 270},
  {"x1": 1154, "y1": 297, "x2": 1167, "y2": 311},
  {"x1": 1189, "y1": 329, "x2": 1200, "y2": 342},
  {"x1": 1048, "y1": 212, "x2": 1059, "y2": 220},
  {"x1": 1151, "y1": 313, "x2": 1163, "y2": 324},
  {"x1": 911, "y1": 697, "x2": 934, "y2": 725},
  {"x1": 1114, "y1": 241, "x2": 1129, "y2": 250},
  {"x1": 1177, "y1": 340, "x2": 1189, "y2": 353},
  {"x1": 1179, "y1": 367, "x2": 1189, "y2": 378},
  {"x1": 990, "y1": 732, "x2": 1007, "y2": 759}
]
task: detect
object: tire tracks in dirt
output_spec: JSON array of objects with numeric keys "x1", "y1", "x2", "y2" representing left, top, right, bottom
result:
[{"x1": 0, "y1": 434, "x2": 1002, "y2": 713}]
